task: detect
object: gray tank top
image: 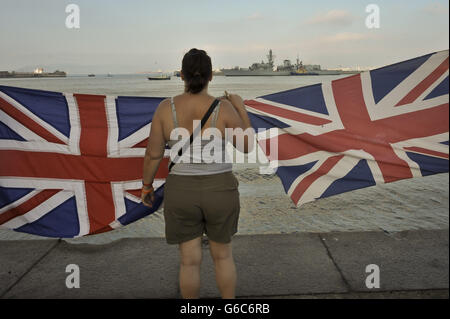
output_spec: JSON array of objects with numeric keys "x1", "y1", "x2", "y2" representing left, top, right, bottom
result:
[{"x1": 167, "y1": 97, "x2": 232, "y2": 176}]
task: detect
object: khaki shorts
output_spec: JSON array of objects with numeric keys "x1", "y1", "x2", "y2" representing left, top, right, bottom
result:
[{"x1": 163, "y1": 171, "x2": 240, "y2": 245}]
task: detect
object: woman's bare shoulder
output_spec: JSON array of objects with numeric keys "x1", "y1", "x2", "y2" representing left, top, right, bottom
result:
[
  {"x1": 151, "y1": 98, "x2": 171, "y2": 123},
  {"x1": 159, "y1": 97, "x2": 171, "y2": 107},
  {"x1": 218, "y1": 98, "x2": 234, "y2": 112},
  {"x1": 156, "y1": 98, "x2": 171, "y2": 113},
  {"x1": 218, "y1": 98, "x2": 239, "y2": 118}
]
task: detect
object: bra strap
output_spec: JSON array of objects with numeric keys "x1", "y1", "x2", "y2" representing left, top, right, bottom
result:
[{"x1": 170, "y1": 97, "x2": 178, "y2": 128}]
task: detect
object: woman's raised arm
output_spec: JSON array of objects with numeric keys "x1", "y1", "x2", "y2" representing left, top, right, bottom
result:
[{"x1": 221, "y1": 94, "x2": 255, "y2": 153}]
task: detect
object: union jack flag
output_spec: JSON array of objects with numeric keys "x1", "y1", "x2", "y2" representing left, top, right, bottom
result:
[
  {"x1": 246, "y1": 50, "x2": 449, "y2": 206},
  {"x1": 1, "y1": 51, "x2": 448, "y2": 238},
  {"x1": 0, "y1": 87, "x2": 169, "y2": 237}
]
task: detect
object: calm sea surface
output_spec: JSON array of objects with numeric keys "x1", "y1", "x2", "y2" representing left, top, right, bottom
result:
[
  {"x1": 0, "y1": 73, "x2": 348, "y2": 98},
  {"x1": 0, "y1": 75, "x2": 448, "y2": 243}
]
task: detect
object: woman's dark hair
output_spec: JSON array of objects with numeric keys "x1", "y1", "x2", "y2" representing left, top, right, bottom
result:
[{"x1": 182, "y1": 48, "x2": 212, "y2": 94}]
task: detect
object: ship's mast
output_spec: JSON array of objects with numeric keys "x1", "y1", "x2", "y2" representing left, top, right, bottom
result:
[{"x1": 267, "y1": 49, "x2": 275, "y2": 68}]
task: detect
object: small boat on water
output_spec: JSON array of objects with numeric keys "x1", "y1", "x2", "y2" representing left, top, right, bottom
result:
[
  {"x1": 290, "y1": 60, "x2": 319, "y2": 76},
  {"x1": 88, "y1": 74, "x2": 95, "y2": 77},
  {"x1": 148, "y1": 75, "x2": 171, "y2": 80}
]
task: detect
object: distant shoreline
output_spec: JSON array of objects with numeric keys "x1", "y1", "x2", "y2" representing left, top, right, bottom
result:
[{"x1": 0, "y1": 70, "x2": 66, "y2": 79}]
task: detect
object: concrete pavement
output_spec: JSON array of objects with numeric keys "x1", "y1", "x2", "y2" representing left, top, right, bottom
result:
[{"x1": 0, "y1": 229, "x2": 448, "y2": 298}]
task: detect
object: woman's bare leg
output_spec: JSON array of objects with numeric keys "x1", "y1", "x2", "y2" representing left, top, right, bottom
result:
[
  {"x1": 209, "y1": 240, "x2": 236, "y2": 299},
  {"x1": 179, "y1": 236, "x2": 202, "y2": 298}
]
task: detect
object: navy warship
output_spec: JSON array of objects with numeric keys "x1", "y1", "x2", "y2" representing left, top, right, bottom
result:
[
  {"x1": 221, "y1": 50, "x2": 361, "y2": 76},
  {"x1": 221, "y1": 50, "x2": 292, "y2": 76}
]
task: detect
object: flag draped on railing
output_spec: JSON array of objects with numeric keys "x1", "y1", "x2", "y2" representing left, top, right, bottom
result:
[{"x1": 0, "y1": 50, "x2": 448, "y2": 237}]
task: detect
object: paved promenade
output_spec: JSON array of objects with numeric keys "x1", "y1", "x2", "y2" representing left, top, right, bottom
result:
[{"x1": 0, "y1": 229, "x2": 448, "y2": 298}]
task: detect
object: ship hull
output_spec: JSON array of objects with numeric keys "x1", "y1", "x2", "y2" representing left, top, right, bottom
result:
[
  {"x1": 222, "y1": 69, "x2": 291, "y2": 76},
  {"x1": 290, "y1": 72, "x2": 319, "y2": 76},
  {"x1": 311, "y1": 70, "x2": 362, "y2": 76},
  {"x1": 148, "y1": 77, "x2": 171, "y2": 80},
  {"x1": 314, "y1": 70, "x2": 344, "y2": 75},
  {"x1": 222, "y1": 69, "x2": 360, "y2": 76}
]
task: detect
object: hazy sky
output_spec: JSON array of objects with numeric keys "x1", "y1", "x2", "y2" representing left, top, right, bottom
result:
[{"x1": 0, "y1": 0, "x2": 448, "y2": 73}]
